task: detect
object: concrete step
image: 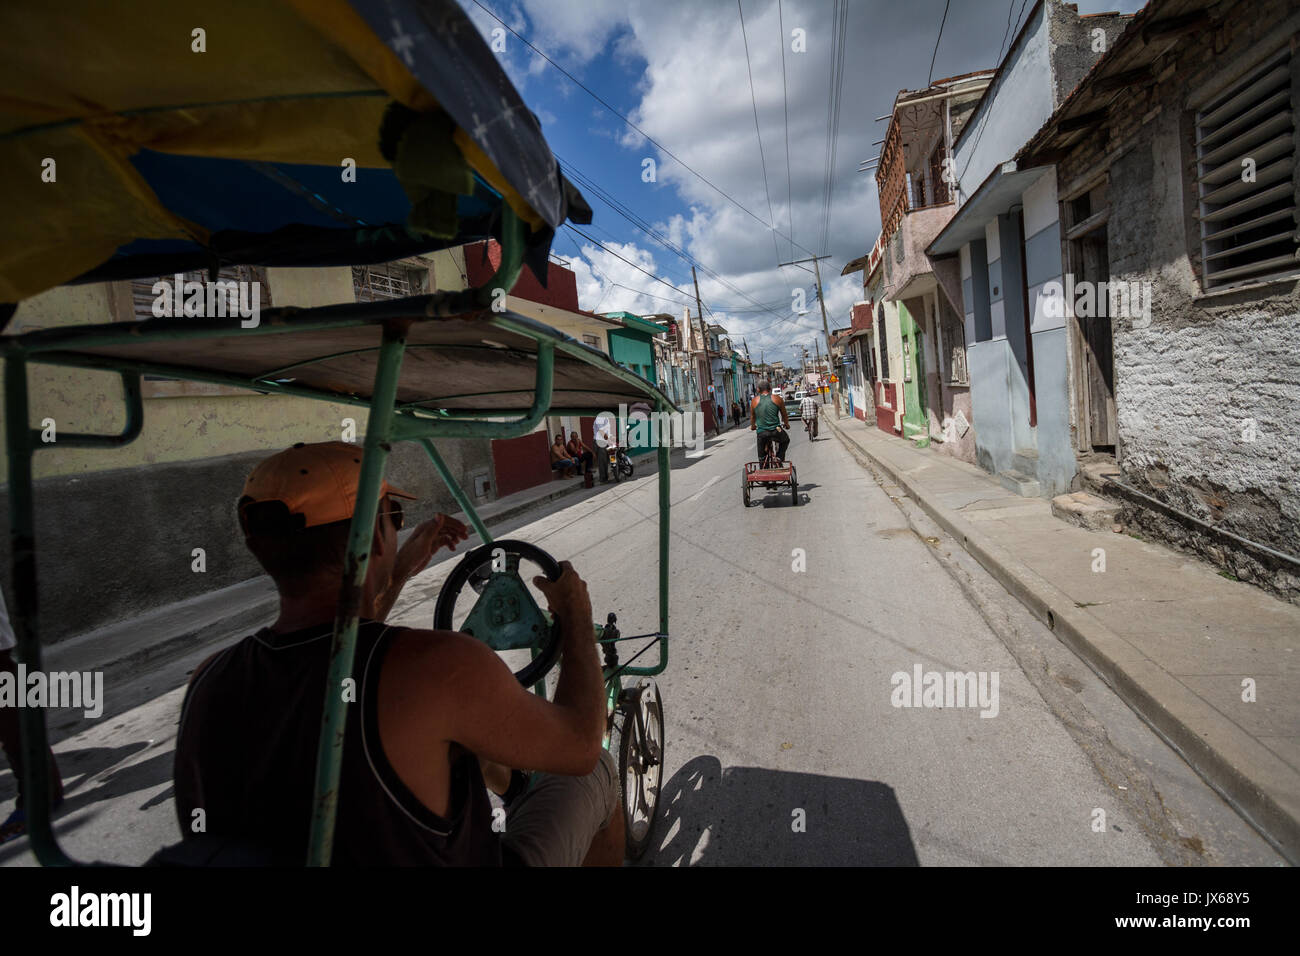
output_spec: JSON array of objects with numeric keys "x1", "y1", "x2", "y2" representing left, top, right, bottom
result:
[
  {"x1": 997, "y1": 469, "x2": 1041, "y2": 497},
  {"x1": 1051, "y1": 490, "x2": 1122, "y2": 531},
  {"x1": 1011, "y1": 447, "x2": 1039, "y2": 476},
  {"x1": 1077, "y1": 457, "x2": 1123, "y2": 496}
]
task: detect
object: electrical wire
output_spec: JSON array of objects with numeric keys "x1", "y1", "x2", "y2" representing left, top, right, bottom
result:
[
  {"x1": 927, "y1": 0, "x2": 951, "y2": 87},
  {"x1": 470, "y1": 0, "x2": 817, "y2": 260},
  {"x1": 778, "y1": 0, "x2": 794, "y2": 263},
  {"x1": 737, "y1": 0, "x2": 782, "y2": 265}
]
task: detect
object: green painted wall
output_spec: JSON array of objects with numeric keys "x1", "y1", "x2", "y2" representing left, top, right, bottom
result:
[
  {"x1": 897, "y1": 301, "x2": 929, "y2": 447},
  {"x1": 606, "y1": 328, "x2": 656, "y2": 385}
]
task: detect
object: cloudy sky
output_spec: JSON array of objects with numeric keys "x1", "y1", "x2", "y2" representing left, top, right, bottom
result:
[{"x1": 462, "y1": 0, "x2": 1146, "y2": 367}]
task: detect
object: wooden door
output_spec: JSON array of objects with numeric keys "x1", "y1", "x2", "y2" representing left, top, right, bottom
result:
[{"x1": 1077, "y1": 233, "x2": 1117, "y2": 449}]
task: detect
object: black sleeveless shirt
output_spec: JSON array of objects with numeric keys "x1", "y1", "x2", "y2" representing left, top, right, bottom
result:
[{"x1": 173, "y1": 620, "x2": 502, "y2": 866}]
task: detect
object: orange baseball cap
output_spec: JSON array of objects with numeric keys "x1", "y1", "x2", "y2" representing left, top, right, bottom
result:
[{"x1": 239, "y1": 441, "x2": 416, "y2": 530}]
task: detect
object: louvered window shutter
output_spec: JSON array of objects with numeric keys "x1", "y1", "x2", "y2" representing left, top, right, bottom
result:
[{"x1": 1195, "y1": 48, "x2": 1299, "y2": 289}]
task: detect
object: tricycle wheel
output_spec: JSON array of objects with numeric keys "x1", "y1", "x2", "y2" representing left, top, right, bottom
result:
[
  {"x1": 615, "y1": 681, "x2": 664, "y2": 861},
  {"x1": 791, "y1": 467, "x2": 799, "y2": 506},
  {"x1": 742, "y1": 470, "x2": 751, "y2": 507}
]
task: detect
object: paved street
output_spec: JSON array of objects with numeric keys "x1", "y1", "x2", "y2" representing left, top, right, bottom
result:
[{"x1": 2, "y1": 421, "x2": 1283, "y2": 867}]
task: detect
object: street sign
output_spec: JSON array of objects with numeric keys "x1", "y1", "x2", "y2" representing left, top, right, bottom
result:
[{"x1": 830, "y1": 375, "x2": 838, "y2": 383}]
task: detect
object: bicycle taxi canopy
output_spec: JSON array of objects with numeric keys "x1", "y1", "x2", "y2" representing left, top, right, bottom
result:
[{"x1": 0, "y1": 0, "x2": 674, "y2": 866}]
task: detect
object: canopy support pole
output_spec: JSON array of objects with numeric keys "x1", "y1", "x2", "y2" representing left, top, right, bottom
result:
[
  {"x1": 307, "y1": 322, "x2": 407, "y2": 867},
  {"x1": 419, "y1": 439, "x2": 492, "y2": 547},
  {"x1": 3, "y1": 357, "x2": 73, "y2": 866},
  {"x1": 2, "y1": 364, "x2": 141, "y2": 867}
]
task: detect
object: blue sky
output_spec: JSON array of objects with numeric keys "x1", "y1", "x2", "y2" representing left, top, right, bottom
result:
[{"x1": 462, "y1": 0, "x2": 1148, "y2": 367}]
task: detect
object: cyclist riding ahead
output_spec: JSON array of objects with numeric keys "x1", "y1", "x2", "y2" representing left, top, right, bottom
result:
[
  {"x1": 800, "y1": 391, "x2": 819, "y2": 439},
  {"x1": 749, "y1": 380, "x2": 790, "y2": 464}
]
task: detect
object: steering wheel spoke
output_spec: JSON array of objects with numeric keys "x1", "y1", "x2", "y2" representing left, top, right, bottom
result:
[{"x1": 458, "y1": 573, "x2": 549, "y2": 652}]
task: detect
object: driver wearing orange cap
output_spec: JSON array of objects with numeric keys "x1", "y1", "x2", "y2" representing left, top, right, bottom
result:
[{"x1": 170, "y1": 441, "x2": 622, "y2": 866}]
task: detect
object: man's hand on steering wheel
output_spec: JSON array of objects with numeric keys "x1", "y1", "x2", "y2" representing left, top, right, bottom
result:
[{"x1": 532, "y1": 560, "x2": 592, "y2": 639}]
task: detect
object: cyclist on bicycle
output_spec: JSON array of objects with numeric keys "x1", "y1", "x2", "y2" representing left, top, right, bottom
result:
[
  {"x1": 800, "y1": 392, "x2": 819, "y2": 438},
  {"x1": 749, "y1": 380, "x2": 790, "y2": 463}
]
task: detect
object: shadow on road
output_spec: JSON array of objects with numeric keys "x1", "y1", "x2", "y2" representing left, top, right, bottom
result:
[
  {"x1": 0, "y1": 743, "x2": 174, "y2": 864},
  {"x1": 639, "y1": 755, "x2": 918, "y2": 866}
]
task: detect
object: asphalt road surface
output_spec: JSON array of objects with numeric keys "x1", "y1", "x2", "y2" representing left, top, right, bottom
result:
[{"x1": 0, "y1": 423, "x2": 1285, "y2": 866}]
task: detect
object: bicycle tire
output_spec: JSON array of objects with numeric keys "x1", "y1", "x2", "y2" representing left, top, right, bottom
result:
[{"x1": 615, "y1": 689, "x2": 664, "y2": 862}]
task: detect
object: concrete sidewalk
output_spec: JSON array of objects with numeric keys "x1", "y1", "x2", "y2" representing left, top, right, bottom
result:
[{"x1": 826, "y1": 412, "x2": 1300, "y2": 864}]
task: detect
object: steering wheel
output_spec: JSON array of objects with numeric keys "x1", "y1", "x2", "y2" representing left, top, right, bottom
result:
[{"x1": 432, "y1": 539, "x2": 564, "y2": 687}]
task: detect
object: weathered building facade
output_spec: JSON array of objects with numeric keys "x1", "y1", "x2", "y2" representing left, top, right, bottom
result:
[
  {"x1": 926, "y1": 0, "x2": 1131, "y2": 495},
  {"x1": 873, "y1": 70, "x2": 994, "y2": 461},
  {"x1": 1017, "y1": 0, "x2": 1300, "y2": 601}
]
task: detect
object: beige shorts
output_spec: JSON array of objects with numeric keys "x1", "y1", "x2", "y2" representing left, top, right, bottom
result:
[{"x1": 501, "y1": 749, "x2": 619, "y2": 866}]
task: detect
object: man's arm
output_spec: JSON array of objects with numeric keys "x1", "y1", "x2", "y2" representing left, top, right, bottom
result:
[
  {"x1": 749, "y1": 396, "x2": 758, "y2": 430},
  {"x1": 383, "y1": 562, "x2": 605, "y2": 776},
  {"x1": 372, "y1": 515, "x2": 469, "y2": 620},
  {"x1": 775, "y1": 395, "x2": 790, "y2": 428}
]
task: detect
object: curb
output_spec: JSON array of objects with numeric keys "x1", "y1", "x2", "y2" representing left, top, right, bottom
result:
[{"x1": 827, "y1": 414, "x2": 1300, "y2": 865}]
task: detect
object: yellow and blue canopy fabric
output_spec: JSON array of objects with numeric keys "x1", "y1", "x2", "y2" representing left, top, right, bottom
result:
[{"x1": 0, "y1": 0, "x2": 590, "y2": 304}]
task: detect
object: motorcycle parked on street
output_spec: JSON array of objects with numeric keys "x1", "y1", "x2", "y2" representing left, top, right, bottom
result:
[{"x1": 606, "y1": 443, "x2": 634, "y2": 482}]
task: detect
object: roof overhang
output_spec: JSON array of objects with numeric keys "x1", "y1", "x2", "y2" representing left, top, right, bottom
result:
[
  {"x1": 926, "y1": 162, "x2": 1051, "y2": 257},
  {"x1": 841, "y1": 254, "x2": 869, "y2": 276}
]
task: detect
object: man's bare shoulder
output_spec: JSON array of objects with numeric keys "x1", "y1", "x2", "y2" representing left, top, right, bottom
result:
[{"x1": 382, "y1": 626, "x2": 491, "y2": 675}]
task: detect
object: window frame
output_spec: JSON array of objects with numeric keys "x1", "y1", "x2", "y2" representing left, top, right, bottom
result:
[{"x1": 1189, "y1": 41, "x2": 1300, "y2": 292}]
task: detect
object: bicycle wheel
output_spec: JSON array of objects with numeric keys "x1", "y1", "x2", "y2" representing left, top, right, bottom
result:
[
  {"x1": 742, "y1": 469, "x2": 751, "y2": 507},
  {"x1": 791, "y1": 466, "x2": 799, "y2": 507},
  {"x1": 615, "y1": 683, "x2": 664, "y2": 861}
]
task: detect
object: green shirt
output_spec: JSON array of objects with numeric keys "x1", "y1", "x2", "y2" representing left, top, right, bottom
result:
[{"x1": 754, "y1": 394, "x2": 783, "y2": 432}]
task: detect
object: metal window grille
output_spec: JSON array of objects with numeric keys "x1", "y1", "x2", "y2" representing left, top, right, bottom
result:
[
  {"x1": 353, "y1": 263, "x2": 426, "y2": 301},
  {"x1": 131, "y1": 265, "x2": 271, "y2": 321},
  {"x1": 1195, "y1": 47, "x2": 1299, "y2": 289}
]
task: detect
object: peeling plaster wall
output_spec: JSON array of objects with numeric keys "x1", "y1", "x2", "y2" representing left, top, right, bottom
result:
[{"x1": 1049, "y1": 0, "x2": 1300, "y2": 600}]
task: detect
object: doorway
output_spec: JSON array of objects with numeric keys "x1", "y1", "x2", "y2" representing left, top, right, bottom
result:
[{"x1": 1072, "y1": 229, "x2": 1117, "y2": 451}]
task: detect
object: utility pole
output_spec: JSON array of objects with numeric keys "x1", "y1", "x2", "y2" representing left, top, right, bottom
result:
[
  {"x1": 691, "y1": 266, "x2": 719, "y2": 435},
  {"x1": 814, "y1": 338, "x2": 824, "y2": 402},
  {"x1": 779, "y1": 254, "x2": 841, "y2": 417}
]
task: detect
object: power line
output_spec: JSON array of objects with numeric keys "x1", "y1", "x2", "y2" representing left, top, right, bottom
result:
[
  {"x1": 470, "y1": 0, "x2": 817, "y2": 260},
  {"x1": 955, "y1": 0, "x2": 1030, "y2": 188},
  {"x1": 818, "y1": 0, "x2": 848, "y2": 258},
  {"x1": 778, "y1": 0, "x2": 794, "y2": 263},
  {"x1": 737, "y1": 0, "x2": 782, "y2": 265},
  {"x1": 558, "y1": 156, "x2": 802, "y2": 326},
  {"x1": 565, "y1": 225, "x2": 699, "y2": 302},
  {"x1": 927, "y1": 0, "x2": 951, "y2": 87}
]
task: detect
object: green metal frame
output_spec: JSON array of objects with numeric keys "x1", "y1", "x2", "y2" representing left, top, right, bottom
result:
[{"x1": 1, "y1": 207, "x2": 672, "y2": 867}]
